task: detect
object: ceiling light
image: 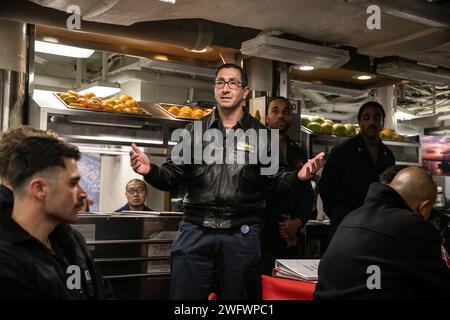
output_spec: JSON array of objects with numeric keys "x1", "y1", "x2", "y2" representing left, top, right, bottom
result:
[
  {"x1": 355, "y1": 75, "x2": 373, "y2": 80},
  {"x1": 296, "y1": 65, "x2": 315, "y2": 71},
  {"x1": 42, "y1": 37, "x2": 58, "y2": 43},
  {"x1": 241, "y1": 35, "x2": 350, "y2": 69},
  {"x1": 77, "y1": 81, "x2": 121, "y2": 98},
  {"x1": 154, "y1": 54, "x2": 169, "y2": 61},
  {"x1": 35, "y1": 40, "x2": 95, "y2": 58},
  {"x1": 184, "y1": 47, "x2": 212, "y2": 53}
]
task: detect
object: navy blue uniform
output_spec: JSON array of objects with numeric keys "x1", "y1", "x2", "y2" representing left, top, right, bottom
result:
[
  {"x1": 262, "y1": 137, "x2": 314, "y2": 274},
  {"x1": 319, "y1": 134, "x2": 395, "y2": 239}
]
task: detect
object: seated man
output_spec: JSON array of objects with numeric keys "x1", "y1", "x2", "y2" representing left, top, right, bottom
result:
[
  {"x1": 0, "y1": 125, "x2": 58, "y2": 215},
  {"x1": 0, "y1": 137, "x2": 113, "y2": 299},
  {"x1": 314, "y1": 167, "x2": 450, "y2": 299},
  {"x1": 115, "y1": 179, "x2": 153, "y2": 212}
]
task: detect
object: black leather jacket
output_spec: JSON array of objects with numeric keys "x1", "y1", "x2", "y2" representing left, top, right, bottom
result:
[{"x1": 145, "y1": 109, "x2": 312, "y2": 227}]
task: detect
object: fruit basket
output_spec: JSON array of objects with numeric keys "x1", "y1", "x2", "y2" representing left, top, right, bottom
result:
[
  {"x1": 55, "y1": 90, "x2": 148, "y2": 115},
  {"x1": 156, "y1": 103, "x2": 214, "y2": 120}
]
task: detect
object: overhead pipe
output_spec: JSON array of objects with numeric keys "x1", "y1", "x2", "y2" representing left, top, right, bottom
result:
[
  {"x1": 0, "y1": 0, "x2": 261, "y2": 51},
  {"x1": 0, "y1": 0, "x2": 214, "y2": 51},
  {"x1": 107, "y1": 70, "x2": 214, "y2": 90}
]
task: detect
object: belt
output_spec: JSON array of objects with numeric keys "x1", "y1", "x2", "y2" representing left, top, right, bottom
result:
[{"x1": 202, "y1": 215, "x2": 232, "y2": 229}]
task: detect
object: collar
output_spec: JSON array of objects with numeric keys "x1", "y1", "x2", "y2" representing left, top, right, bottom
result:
[
  {"x1": 121, "y1": 203, "x2": 153, "y2": 211},
  {"x1": 355, "y1": 133, "x2": 387, "y2": 150},
  {"x1": 207, "y1": 107, "x2": 252, "y2": 131},
  {"x1": 0, "y1": 184, "x2": 13, "y2": 203},
  {"x1": 365, "y1": 182, "x2": 412, "y2": 212},
  {"x1": 0, "y1": 210, "x2": 68, "y2": 247},
  {"x1": 0, "y1": 213, "x2": 42, "y2": 245}
]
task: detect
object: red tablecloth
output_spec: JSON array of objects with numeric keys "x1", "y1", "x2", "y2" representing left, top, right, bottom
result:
[{"x1": 261, "y1": 275, "x2": 316, "y2": 300}]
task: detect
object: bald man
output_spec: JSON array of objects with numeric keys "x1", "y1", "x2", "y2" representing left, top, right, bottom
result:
[{"x1": 314, "y1": 167, "x2": 450, "y2": 299}]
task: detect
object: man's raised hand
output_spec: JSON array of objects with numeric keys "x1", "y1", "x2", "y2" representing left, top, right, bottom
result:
[
  {"x1": 297, "y1": 152, "x2": 325, "y2": 181},
  {"x1": 129, "y1": 143, "x2": 151, "y2": 175}
]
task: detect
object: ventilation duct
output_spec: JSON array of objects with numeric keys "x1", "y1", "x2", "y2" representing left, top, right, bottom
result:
[
  {"x1": 377, "y1": 61, "x2": 450, "y2": 85},
  {"x1": 241, "y1": 35, "x2": 350, "y2": 69},
  {"x1": 0, "y1": 1, "x2": 214, "y2": 51}
]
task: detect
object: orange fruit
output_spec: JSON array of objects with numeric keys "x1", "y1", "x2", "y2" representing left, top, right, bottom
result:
[
  {"x1": 168, "y1": 106, "x2": 180, "y2": 115},
  {"x1": 178, "y1": 111, "x2": 192, "y2": 118},
  {"x1": 180, "y1": 106, "x2": 192, "y2": 113}
]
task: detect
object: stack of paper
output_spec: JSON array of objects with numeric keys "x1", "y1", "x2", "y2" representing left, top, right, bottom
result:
[{"x1": 272, "y1": 259, "x2": 320, "y2": 283}]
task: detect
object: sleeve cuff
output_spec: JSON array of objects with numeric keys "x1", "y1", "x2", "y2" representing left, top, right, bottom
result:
[{"x1": 144, "y1": 163, "x2": 160, "y2": 184}]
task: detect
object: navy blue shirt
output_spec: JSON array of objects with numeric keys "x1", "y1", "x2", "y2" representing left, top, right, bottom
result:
[
  {"x1": 319, "y1": 134, "x2": 395, "y2": 227},
  {"x1": 114, "y1": 203, "x2": 153, "y2": 212}
]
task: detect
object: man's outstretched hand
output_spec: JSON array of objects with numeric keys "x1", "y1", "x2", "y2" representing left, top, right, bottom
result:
[
  {"x1": 297, "y1": 152, "x2": 325, "y2": 181},
  {"x1": 129, "y1": 143, "x2": 151, "y2": 175}
]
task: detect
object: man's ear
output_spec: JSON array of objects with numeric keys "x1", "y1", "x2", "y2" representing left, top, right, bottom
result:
[
  {"x1": 242, "y1": 86, "x2": 250, "y2": 100},
  {"x1": 418, "y1": 199, "x2": 432, "y2": 220},
  {"x1": 29, "y1": 178, "x2": 47, "y2": 201}
]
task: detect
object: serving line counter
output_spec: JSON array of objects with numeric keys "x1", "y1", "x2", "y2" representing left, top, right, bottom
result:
[{"x1": 72, "y1": 212, "x2": 182, "y2": 299}]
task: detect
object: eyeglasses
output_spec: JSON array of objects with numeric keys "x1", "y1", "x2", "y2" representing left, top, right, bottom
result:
[
  {"x1": 127, "y1": 188, "x2": 146, "y2": 194},
  {"x1": 213, "y1": 80, "x2": 243, "y2": 90}
]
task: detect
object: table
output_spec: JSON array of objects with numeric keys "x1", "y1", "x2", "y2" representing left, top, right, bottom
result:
[{"x1": 261, "y1": 275, "x2": 316, "y2": 300}]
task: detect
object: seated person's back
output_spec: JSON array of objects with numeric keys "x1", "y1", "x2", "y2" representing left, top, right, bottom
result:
[{"x1": 314, "y1": 167, "x2": 450, "y2": 299}]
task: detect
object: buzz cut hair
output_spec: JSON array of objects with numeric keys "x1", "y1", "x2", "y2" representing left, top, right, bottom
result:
[{"x1": 126, "y1": 179, "x2": 147, "y2": 191}]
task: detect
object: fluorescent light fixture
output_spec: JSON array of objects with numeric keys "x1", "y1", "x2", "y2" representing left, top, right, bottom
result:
[
  {"x1": 141, "y1": 60, "x2": 216, "y2": 78},
  {"x1": 78, "y1": 81, "x2": 121, "y2": 98},
  {"x1": 241, "y1": 35, "x2": 350, "y2": 69},
  {"x1": 347, "y1": 0, "x2": 449, "y2": 27},
  {"x1": 292, "y1": 80, "x2": 369, "y2": 98},
  {"x1": 64, "y1": 135, "x2": 163, "y2": 145},
  {"x1": 296, "y1": 65, "x2": 315, "y2": 71},
  {"x1": 35, "y1": 40, "x2": 95, "y2": 58},
  {"x1": 377, "y1": 61, "x2": 450, "y2": 85},
  {"x1": 383, "y1": 8, "x2": 448, "y2": 28},
  {"x1": 355, "y1": 75, "x2": 373, "y2": 80},
  {"x1": 184, "y1": 47, "x2": 212, "y2": 53}
]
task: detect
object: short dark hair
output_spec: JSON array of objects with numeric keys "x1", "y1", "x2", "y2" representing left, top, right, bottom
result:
[
  {"x1": 215, "y1": 63, "x2": 248, "y2": 87},
  {"x1": 266, "y1": 96, "x2": 292, "y2": 114},
  {"x1": 357, "y1": 101, "x2": 386, "y2": 121},
  {"x1": 126, "y1": 179, "x2": 147, "y2": 191},
  {"x1": 379, "y1": 165, "x2": 410, "y2": 184},
  {"x1": 0, "y1": 126, "x2": 58, "y2": 178},
  {"x1": 6, "y1": 137, "x2": 81, "y2": 190}
]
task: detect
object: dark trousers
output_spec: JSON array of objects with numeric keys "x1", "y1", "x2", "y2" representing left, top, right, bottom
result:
[{"x1": 169, "y1": 220, "x2": 262, "y2": 300}]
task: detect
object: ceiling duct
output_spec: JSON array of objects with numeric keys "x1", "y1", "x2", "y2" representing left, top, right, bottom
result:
[
  {"x1": 241, "y1": 34, "x2": 350, "y2": 69},
  {"x1": 140, "y1": 60, "x2": 215, "y2": 78},
  {"x1": 0, "y1": 1, "x2": 213, "y2": 51},
  {"x1": 291, "y1": 80, "x2": 369, "y2": 98},
  {"x1": 347, "y1": 0, "x2": 450, "y2": 28},
  {"x1": 377, "y1": 61, "x2": 450, "y2": 85}
]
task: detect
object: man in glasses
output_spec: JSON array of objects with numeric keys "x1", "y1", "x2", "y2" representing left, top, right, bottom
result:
[
  {"x1": 129, "y1": 63, "x2": 324, "y2": 299},
  {"x1": 115, "y1": 179, "x2": 153, "y2": 212}
]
